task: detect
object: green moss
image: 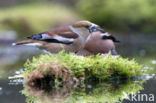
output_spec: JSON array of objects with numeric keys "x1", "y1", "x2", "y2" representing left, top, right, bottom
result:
[{"x1": 23, "y1": 51, "x2": 147, "y2": 80}]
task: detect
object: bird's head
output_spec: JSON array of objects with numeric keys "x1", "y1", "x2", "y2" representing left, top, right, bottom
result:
[
  {"x1": 72, "y1": 20, "x2": 100, "y2": 32},
  {"x1": 70, "y1": 20, "x2": 100, "y2": 39}
]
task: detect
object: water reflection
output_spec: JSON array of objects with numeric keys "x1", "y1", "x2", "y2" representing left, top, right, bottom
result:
[{"x1": 21, "y1": 76, "x2": 148, "y2": 103}]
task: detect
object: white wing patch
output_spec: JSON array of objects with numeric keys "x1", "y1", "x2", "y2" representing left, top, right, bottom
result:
[
  {"x1": 41, "y1": 33, "x2": 74, "y2": 44},
  {"x1": 53, "y1": 35, "x2": 74, "y2": 43},
  {"x1": 41, "y1": 33, "x2": 53, "y2": 39},
  {"x1": 23, "y1": 43, "x2": 43, "y2": 47}
]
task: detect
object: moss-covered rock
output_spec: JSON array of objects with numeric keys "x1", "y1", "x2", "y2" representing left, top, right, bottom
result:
[{"x1": 22, "y1": 52, "x2": 148, "y2": 85}]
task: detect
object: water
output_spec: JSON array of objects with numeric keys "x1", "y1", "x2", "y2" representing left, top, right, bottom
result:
[
  {"x1": 0, "y1": 80, "x2": 25, "y2": 103},
  {"x1": 0, "y1": 33, "x2": 156, "y2": 103}
]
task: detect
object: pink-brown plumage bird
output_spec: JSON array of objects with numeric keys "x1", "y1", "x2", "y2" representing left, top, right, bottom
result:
[
  {"x1": 13, "y1": 20, "x2": 120, "y2": 55},
  {"x1": 77, "y1": 27, "x2": 120, "y2": 56},
  {"x1": 13, "y1": 21, "x2": 98, "y2": 53}
]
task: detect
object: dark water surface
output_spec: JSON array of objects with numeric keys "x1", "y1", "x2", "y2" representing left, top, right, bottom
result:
[{"x1": 0, "y1": 34, "x2": 156, "y2": 103}]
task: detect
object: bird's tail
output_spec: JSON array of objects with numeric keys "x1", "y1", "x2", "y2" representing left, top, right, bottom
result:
[{"x1": 12, "y1": 39, "x2": 42, "y2": 47}]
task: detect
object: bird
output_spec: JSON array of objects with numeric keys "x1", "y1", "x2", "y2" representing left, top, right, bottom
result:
[
  {"x1": 12, "y1": 20, "x2": 99, "y2": 53},
  {"x1": 77, "y1": 27, "x2": 120, "y2": 56}
]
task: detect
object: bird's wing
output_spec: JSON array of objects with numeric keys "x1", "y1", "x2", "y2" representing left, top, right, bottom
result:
[
  {"x1": 27, "y1": 26, "x2": 79, "y2": 45},
  {"x1": 52, "y1": 26, "x2": 78, "y2": 39}
]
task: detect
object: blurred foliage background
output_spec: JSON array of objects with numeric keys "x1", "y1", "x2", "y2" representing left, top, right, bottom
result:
[
  {"x1": 0, "y1": 0, "x2": 78, "y2": 37},
  {"x1": 0, "y1": 0, "x2": 156, "y2": 37},
  {"x1": 78, "y1": 0, "x2": 156, "y2": 33}
]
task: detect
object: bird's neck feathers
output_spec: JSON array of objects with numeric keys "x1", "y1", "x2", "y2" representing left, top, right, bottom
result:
[{"x1": 69, "y1": 26, "x2": 89, "y2": 40}]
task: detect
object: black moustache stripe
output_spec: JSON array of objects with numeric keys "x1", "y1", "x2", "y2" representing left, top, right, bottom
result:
[{"x1": 102, "y1": 35, "x2": 120, "y2": 43}]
